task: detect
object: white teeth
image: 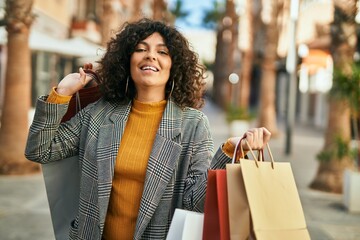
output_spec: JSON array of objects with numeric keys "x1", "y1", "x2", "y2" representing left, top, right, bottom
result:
[{"x1": 141, "y1": 66, "x2": 158, "y2": 71}]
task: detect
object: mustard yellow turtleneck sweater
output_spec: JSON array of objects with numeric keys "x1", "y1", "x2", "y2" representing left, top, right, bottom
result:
[{"x1": 103, "y1": 99, "x2": 167, "y2": 239}]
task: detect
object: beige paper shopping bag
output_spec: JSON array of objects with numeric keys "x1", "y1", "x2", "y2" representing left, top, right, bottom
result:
[
  {"x1": 226, "y1": 138, "x2": 257, "y2": 240},
  {"x1": 240, "y1": 142, "x2": 311, "y2": 240},
  {"x1": 226, "y1": 164, "x2": 251, "y2": 240}
]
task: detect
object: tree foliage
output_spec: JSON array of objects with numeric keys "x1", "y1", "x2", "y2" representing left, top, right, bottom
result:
[
  {"x1": 331, "y1": 63, "x2": 360, "y2": 112},
  {"x1": 202, "y1": 0, "x2": 225, "y2": 30},
  {"x1": 169, "y1": 0, "x2": 189, "y2": 20}
]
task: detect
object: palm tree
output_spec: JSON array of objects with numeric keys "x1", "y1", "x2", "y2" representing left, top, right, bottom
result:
[
  {"x1": 310, "y1": 0, "x2": 357, "y2": 193},
  {"x1": 237, "y1": 0, "x2": 255, "y2": 112},
  {"x1": 153, "y1": 0, "x2": 168, "y2": 21},
  {"x1": 202, "y1": 0, "x2": 224, "y2": 29},
  {"x1": 0, "y1": 0, "x2": 39, "y2": 174},
  {"x1": 210, "y1": 0, "x2": 237, "y2": 108},
  {"x1": 101, "y1": 0, "x2": 126, "y2": 46},
  {"x1": 168, "y1": 0, "x2": 189, "y2": 25},
  {"x1": 257, "y1": 0, "x2": 285, "y2": 136}
]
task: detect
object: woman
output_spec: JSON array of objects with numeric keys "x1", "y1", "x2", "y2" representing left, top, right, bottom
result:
[{"x1": 25, "y1": 18, "x2": 271, "y2": 240}]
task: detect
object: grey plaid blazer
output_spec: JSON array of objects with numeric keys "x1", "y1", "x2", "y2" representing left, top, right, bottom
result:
[{"x1": 25, "y1": 97, "x2": 232, "y2": 240}]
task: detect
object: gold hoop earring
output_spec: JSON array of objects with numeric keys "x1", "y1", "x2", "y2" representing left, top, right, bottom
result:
[
  {"x1": 169, "y1": 80, "x2": 175, "y2": 98},
  {"x1": 125, "y1": 77, "x2": 129, "y2": 95}
]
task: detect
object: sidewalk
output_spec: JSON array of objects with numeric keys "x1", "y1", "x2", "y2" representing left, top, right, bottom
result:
[{"x1": 0, "y1": 99, "x2": 359, "y2": 240}]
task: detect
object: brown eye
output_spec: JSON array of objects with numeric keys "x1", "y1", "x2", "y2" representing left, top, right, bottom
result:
[
  {"x1": 159, "y1": 50, "x2": 169, "y2": 55},
  {"x1": 135, "y1": 48, "x2": 146, "y2": 52}
]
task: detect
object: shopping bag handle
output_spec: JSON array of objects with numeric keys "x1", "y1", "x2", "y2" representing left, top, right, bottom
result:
[
  {"x1": 232, "y1": 137, "x2": 258, "y2": 164},
  {"x1": 232, "y1": 137, "x2": 275, "y2": 169},
  {"x1": 74, "y1": 69, "x2": 101, "y2": 113},
  {"x1": 84, "y1": 69, "x2": 101, "y2": 84}
]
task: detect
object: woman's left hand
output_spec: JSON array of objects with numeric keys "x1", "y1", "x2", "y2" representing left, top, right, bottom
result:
[{"x1": 229, "y1": 127, "x2": 271, "y2": 151}]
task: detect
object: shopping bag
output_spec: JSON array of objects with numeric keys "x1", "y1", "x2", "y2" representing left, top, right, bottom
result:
[
  {"x1": 236, "y1": 140, "x2": 311, "y2": 240},
  {"x1": 226, "y1": 164, "x2": 251, "y2": 240},
  {"x1": 42, "y1": 156, "x2": 80, "y2": 240},
  {"x1": 166, "y1": 209, "x2": 204, "y2": 240},
  {"x1": 202, "y1": 170, "x2": 230, "y2": 240},
  {"x1": 226, "y1": 138, "x2": 259, "y2": 240},
  {"x1": 42, "y1": 85, "x2": 100, "y2": 240}
]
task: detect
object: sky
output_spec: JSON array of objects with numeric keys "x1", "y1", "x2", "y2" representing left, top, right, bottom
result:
[
  {"x1": 167, "y1": 0, "x2": 215, "y2": 30},
  {"x1": 166, "y1": 1, "x2": 218, "y2": 63}
]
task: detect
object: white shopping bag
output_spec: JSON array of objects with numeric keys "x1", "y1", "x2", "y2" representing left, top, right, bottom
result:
[{"x1": 166, "y1": 209, "x2": 204, "y2": 240}]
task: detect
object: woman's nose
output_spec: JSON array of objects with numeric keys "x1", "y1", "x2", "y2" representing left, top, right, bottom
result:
[{"x1": 145, "y1": 50, "x2": 156, "y2": 60}]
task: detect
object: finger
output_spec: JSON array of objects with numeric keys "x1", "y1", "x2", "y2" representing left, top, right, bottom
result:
[
  {"x1": 258, "y1": 128, "x2": 263, "y2": 144},
  {"x1": 262, "y1": 127, "x2": 271, "y2": 143},
  {"x1": 254, "y1": 129, "x2": 262, "y2": 149},
  {"x1": 250, "y1": 129, "x2": 259, "y2": 146},
  {"x1": 248, "y1": 128, "x2": 264, "y2": 150},
  {"x1": 244, "y1": 131, "x2": 253, "y2": 141},
  {"x1": 79, "y1": 67, "x2": 89, "y2": 85},
  {"x1": 79, "y1": 67, "x2": 86, "y2": 76},
  {"x1": 242, "y1": 131, "x2": 253, "y2": 150}
]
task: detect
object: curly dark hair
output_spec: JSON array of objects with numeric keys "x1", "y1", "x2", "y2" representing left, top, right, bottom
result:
[{"x1": 96, "y1": 18, "x2": 206, "y2": 109}]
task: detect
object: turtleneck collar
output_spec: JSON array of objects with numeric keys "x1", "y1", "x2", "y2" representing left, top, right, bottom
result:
[{"x1": 132, "y1": 99, "x2": 167, "y2": 113}]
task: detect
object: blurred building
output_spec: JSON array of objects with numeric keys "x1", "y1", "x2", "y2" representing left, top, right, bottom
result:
[
  {"x1": 0, "y1": 0, "x2": 164, "y2": 108},
  {"x1": 296, "y1": 0, "x2": 334, "y2": 128},
  {"x1": 273, "y1": 0, "x2": 334, "y2": 129},
  {"x1": 0, "y1": 0, "x2": 103, "y2": 107},
  {"x1": 29, "y1": 0, "x2": 104, "y2": 105}
]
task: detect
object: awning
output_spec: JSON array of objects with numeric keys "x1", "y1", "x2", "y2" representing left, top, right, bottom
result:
[
  {"x1": 301, "y1": 49, "x2": 331, "y2": 75},
  {"x1": 65, "y1": 37, "x2": 105, "y2": 57},
  {"x1": 0, "y1": 27, "x2": 103, "y2": 58}
]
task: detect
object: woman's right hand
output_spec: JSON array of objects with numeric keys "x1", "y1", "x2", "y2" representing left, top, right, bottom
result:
[{"x1": 55, "y1": 67, "x2": 94, "y2": 96}]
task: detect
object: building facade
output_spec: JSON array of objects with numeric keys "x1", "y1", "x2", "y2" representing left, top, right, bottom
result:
[{"x1": 0, "y1": 0, "x2": 169, "y2": 110}]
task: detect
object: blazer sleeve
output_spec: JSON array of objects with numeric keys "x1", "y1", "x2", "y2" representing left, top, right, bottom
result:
[
  {"x1": 25, "y1": 96, "x2": 85, "y2": 164},
  {"x1": 182, "y1": 113, "x2": 232, "y2": 212}
]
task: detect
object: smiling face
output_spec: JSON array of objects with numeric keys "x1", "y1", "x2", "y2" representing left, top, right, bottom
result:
[{"x1": 130, "y1": 32, "x2": 172, "y2": 101}]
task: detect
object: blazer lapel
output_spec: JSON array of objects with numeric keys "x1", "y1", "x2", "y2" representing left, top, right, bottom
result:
[
  {"x1": 97, "y1": 101, "x2": 131, "y2": 226},
  {"x1": 134, "y1": 100, "x2": 183, "y2": 238}
]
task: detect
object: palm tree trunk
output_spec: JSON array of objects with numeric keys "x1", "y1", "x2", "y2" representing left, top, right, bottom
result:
[
  {"x1": 130, "y1": 0, "x2": 144, "y2": 22},
  {"x1": 213, "y1": 28, "x2": 229, "y2": 108},
  {"x1": 213, "y1": 0, "x2": 238, "y2": 108},
  {"x1": 101, "y1": 0, "x2": 126, "y2": 47},
  {"x1": 310, "y1": 0, "x2": 357, "y2": 193},
  {"x1": 238, "y1": 51, "x2": 253, "y2": 109},
  {"x1": 0, "y1": 0, "x2": 39, "y2": 174},
  {"x1": 153, "y1": 0, "x2": 167, "y2": 21},
  {"x1": 310, "y1": 98, "x2": 353, "y2": 193},
  {"x1": 237, "y1": 0, "x2": 254, "y2": 111},
  {"x1": 258, "y1": 0, "x2": 283, "y2": 136}
]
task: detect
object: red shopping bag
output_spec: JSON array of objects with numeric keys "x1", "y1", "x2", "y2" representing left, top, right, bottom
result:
[{"x1": 202, "y1": 170, "x2": 230, "y2": 240}]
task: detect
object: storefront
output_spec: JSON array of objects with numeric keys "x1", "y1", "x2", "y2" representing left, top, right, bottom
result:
[{"x1": 0, "y1": 27, "x2": 102, "y2": 108}]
